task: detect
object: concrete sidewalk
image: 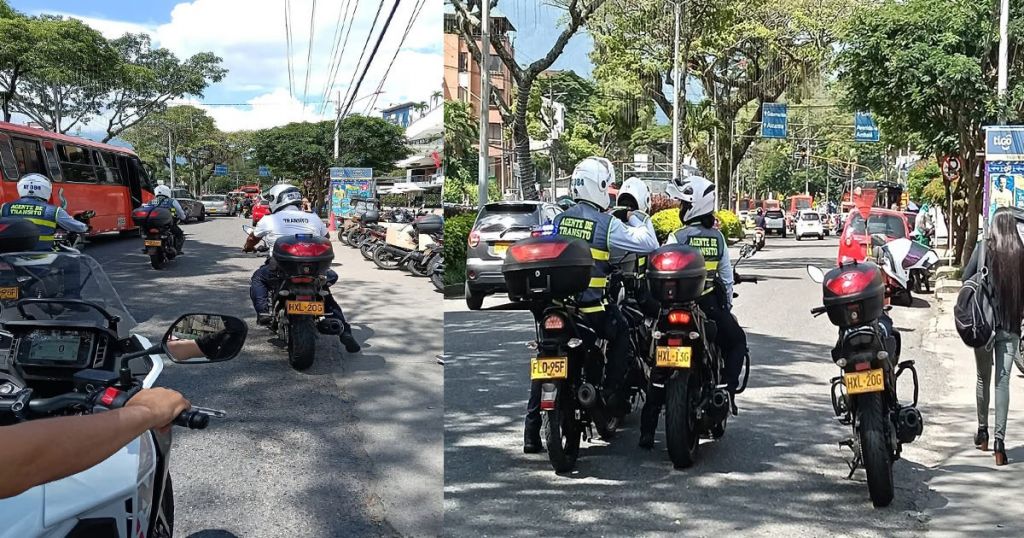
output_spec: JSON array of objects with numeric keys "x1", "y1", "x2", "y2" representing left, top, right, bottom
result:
[{"x1": 919, "y1": 294, "x2": 1024, "y2": 536}]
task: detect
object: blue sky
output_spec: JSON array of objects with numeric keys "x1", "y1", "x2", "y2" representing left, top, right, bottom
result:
[
  {"x1": 497, "y1": 0, "x2": 594, "y2": 77},
  {"x1": 9, "y1": 0, "x2": 443, "y2": 132}
]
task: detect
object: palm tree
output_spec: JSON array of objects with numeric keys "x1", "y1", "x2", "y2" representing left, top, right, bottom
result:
[
  {"x1": 411, "y1": 101, "x2": 429, "y2": 120},
  {"x1": 430, "y1": 90, "x2": 443, "y2": 109}
]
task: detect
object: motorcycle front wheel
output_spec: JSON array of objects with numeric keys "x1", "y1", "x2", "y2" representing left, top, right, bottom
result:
[
  {"x1": 543, "y1": 388, "x2": 581, "y2": 473},
  {"x1": 360, "y1": 240, "x2": 378, "y2": 260},
  {"x1": 373, "y1": 247, "x2": 403, "y2": 270},
  {"x1": 857, "y1": 392, "x2": 895, "y2": 507},
  {"x1": 339, "y1": 228, "x2": 351, "y2": 246},
  {"x1": 665, "y1": 372, "x2": 700, "y2": 469},
  {"x1": 408, "y1": 255, "x2": 432, "y2": 277},
  {"x1": 286, "y1": 315, "x2": 317, "y2": 371},
  {"x1": 428, "y1": 256, "x2": 444, "y2": 291}
]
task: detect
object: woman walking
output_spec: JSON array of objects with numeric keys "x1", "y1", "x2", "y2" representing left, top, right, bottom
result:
[{"x1": 965, "y1": 208, "x2": 1024, "y2": 465}]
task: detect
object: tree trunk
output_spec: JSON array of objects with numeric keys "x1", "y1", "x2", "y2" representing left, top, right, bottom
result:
[{"x1": 514, "y1": 82, "x2": 538, "y2": 201}]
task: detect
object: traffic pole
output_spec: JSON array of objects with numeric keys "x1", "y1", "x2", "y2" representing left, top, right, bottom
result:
[{"x1": 478, "y1": 0, "x2": 491, "y2": 206}]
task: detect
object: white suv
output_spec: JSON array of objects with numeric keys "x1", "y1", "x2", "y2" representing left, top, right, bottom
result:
[{"x1": 795, "y1": 210, "x2": 824, "y2": 240}]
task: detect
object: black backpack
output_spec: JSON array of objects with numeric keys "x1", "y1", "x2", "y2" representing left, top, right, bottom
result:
[{"x1": 954, "y1": 243, "x2": 997, "y2": 348}]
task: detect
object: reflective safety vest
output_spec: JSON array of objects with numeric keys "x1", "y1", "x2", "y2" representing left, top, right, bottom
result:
[
  {"x1": 0, "y1": 197, "x2": 58, "y2": 251},
  {"x1": 152, "y1": 196, "x2": 177, "y2": 218},
  {"x1": 673, "y1": 225, "x2": 726, "y2": 296},
  {"x1": 553, "y1": 202, "x2": 612, "y2": 312}
]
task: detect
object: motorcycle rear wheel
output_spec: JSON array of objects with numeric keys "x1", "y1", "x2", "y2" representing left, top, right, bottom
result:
[
  {"x1": 150, "y1": 254, "x2": 166, "y2": 270},
  {"x1": 408, "y1": 255, "x2": 432, "y2": 277},
  {"x1": 543, "y1": 390, "x2": 581, "y2": 473},
  {"x1": 858, "y1": 392, "x2": 895, "y2": 507},
  {"x1": 373, "y1": 247, "x2": 403, "y2": 270},
  {"x1": 665, "y1": 372, "x2": 700, "y2": 469},
  {"x1": 339, "y1": 228, "x2": 351, "y2": 246},
  {"x1": 360, "y1": 241, "x2": 378, "y2": 260},
  {"x1": 286, "y1": 316, "x2": 317, "y2": 371}
]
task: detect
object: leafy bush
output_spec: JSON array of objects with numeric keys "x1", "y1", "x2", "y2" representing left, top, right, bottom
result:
[
  {"x1": 715, "y1": 209, "x2": 744, "y2": 241},
  {"x1": 651, "y1": 209, "x2": 682, "y2": 243},
  {"x1": 652, "y1": 208, "x2": 744, "y2": 243},
  {"x1": 649, "y1": 193, "x2": 679, "y2": 215},
  {"x1": 443, "y1": 212, "x2": 477, "y2": 286}
]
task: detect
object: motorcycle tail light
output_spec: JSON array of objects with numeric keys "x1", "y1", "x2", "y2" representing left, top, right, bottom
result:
[
  {"x1": 291, "y1": 276, "x2": 313, "y2": 283},
  {"x1": 651, "y1": 250, "x2": 697, "y2": 271},
  {"x1": 668, "y1": 337, "x2": 683, "y2": 346},
  {"x1": 279, "y1": 242, "x2": 331, "y2": 257},
  {"x1": 540, "y1": 383, "x2": 557, "y2": 410},
  {"x1": 149, "y1": 228, "x2": 159, "y2": 234},
  {"x1": 854, "y1": 361, "x2": 871, "y2": 371},
  {"x1": 667, "y1": 310, "x2": 692, "y2": 325},
  {"x1": 543, "y1": 314, "x2": 565, "y2": 330},
  {"x1": 295, "y1": 295, "x2": 314, "y2": 301}
]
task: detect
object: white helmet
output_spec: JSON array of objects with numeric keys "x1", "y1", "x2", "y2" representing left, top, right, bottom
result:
[
  {"x1": 667, "y1": 175, "x2": 716, "y2": 222},
  {"x1": 617, "y1": 177, "x2": 651, "y2": 214},
  {"x1": 267, "y1": 184, "x2": 303, "y2": 213},
  {"x1": 154, "y1": 185, "x2": 172, "y2": 198},
  {"x1": 17, "y1": 173, "x2": 52, "y2": 201},
  {"x1": 570, "y1": 156, "x2": 615, "y2": 210}
]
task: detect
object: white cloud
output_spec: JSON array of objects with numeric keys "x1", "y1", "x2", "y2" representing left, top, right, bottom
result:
[{"x1": 43, "y1": 0, "x2": 442, "y2": 132}]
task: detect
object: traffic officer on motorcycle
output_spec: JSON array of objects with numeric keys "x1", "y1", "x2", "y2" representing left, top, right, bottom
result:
[
  {"x1": 149, "y1": 185, "x2": 187, "y2": 254},
  {"x1": 753, "y1": 208, "x2": 766, "y2": 229},
  {"x1": 0, "y1": 173, "x2": 89, "y2": 251},
  {"x1": 613, "y1": 177, "x2": 659, "y2": 313},
  {"x1": 243, "y1": 184, "x2": 361, "y2": 353},
  {"x1": 638, "y1": 175, "x2": 748, "y2": 449},
  {"x1": 524, "y1": 157, "x2": 659, "y2": 453}
]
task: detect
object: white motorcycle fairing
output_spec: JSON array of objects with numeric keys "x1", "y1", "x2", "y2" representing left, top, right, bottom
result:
[{"x1": 0, "y1": 335, "x2": 166, "y2": 538}]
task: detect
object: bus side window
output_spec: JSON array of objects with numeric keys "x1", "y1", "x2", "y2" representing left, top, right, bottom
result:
[
  {"x1": 6, "y1": 136, "x2": 45, "y2": 179},
  {"x1": 95, "y1": 151, "x2": 122, "y2": 184},
  {"x1": 58, "y1": 144, "x2": 98, "y2": 183},
  {"x1": 131, "y1": 157, "x2": 155, "y2": 192},
  {"x1": 0, "y1": 134, "x2": 22, "y2": 181}
]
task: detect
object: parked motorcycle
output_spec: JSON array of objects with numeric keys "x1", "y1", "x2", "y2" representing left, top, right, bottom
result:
[
  {"x1": 872, "y1": 235, "x2": 940, "y2": 305},
  {"x1": 0, "y1": 251, "x2": 245, "y2": 537},
  {"x1": 52, "y1": 210, "x2": 94, "y2": 252},
  {"x1": 806, "y1": 262, "x2": 922, "y2": 507},
  {"x1": 430, "y1": 254, "x2": 444, "y2": 292},
  {"x1": 373, "y1": 215, "x2": 443, "y2": 273},
  {"x1": 243, "y1": 224, "x2": 341, "y2": 370},
  {"x1": 643, "y1": 243, "x2": 756, "y2": 468},
  {"x1": 132, "y1": 206, "x2": 183, "y2": 270}
]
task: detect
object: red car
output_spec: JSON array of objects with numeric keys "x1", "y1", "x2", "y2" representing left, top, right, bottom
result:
[
  {"x1": 252, "y1": 199, "x2": 270, "y2": 225},
  {"x1": 837, "y1": 208, "x2": 910, "y2": 265}
]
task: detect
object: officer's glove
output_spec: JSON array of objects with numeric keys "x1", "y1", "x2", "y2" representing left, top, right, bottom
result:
[{"x1": 195, "y1": 318, "x2": 248, "y2": 359}]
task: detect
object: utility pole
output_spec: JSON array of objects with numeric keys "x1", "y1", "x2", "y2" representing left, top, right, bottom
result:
[
  {"x1": 167, "y1": 131, "x2": 175, "y2": 190},
  {"x1": 549, "y1": 85, "x2": 557, "y2": 202},
  {"x1": 334, "y1": 90, "x2": 341, "y2": 159},
  {"x1": 998, "y1": 0, "x2": 1010, "y2": 124},
  {"x1": 478, "y1": 0, "x2": 491, "y2": 206},
  {"x1": 671, "y1": 0, "x2": 681, "y2": 179}
]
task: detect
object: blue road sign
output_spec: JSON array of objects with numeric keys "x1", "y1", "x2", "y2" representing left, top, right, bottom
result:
[
  {"x1": 985, "y1": 126, "x2": 1024, "y2": 161},
  {"x1": 214, "y1": 164, "x2": 228, "y2": 176},
  {"x1": 258, "y1": 165, "x2": 270, "y2": 177},
  {"x1": 761, "y1": 103, "x2": 788, "y2": 139},
  {"x1": 854, "y1": 112, "x2": 880, "y2": 142},
  {"x1": 330, "y1": 167, "x2": 373, "y2": 180}
]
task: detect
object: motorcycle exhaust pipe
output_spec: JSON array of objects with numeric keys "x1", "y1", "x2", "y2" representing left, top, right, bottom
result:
[
  {"x1": 577, "y1": 382, "x2": 599, "y2": 408},
  {"x1": 317, "y1": 318, "x2": 343, "y2": 336},
  {"x1": 896, "y1": 406, "x2": 923, "y2": 444},
  {"x1": 711, "y1": 388, "x2": 730, "y2": 410}
]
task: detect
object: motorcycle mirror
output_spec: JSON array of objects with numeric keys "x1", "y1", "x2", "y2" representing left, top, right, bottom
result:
[
  {"x1": 162, "y1": 313, "x2": 248, "y2": 364},
  {"x1": 806, "y1": 265, "x2": 825, "y2": 284}
]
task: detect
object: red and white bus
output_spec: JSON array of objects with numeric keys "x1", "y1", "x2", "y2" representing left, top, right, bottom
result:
[{"x1": 0, "y1": 121, "x2": 155, "y2": 234}]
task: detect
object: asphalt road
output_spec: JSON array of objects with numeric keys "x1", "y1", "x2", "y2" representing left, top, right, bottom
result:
[
  {"x1": 443, "y1": 234, "x2": 963, "y2": 537},
  {"x1": 83, "y1": 216, "x2": 442, "y2": 538}
]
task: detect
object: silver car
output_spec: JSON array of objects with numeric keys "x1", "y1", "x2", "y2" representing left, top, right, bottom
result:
[
  {"x1": 200, "y1": 194, "x2": 230, "y2": 217},
  {"x1": 171, "y1": 188, "x2": 206, "y2": 222}
]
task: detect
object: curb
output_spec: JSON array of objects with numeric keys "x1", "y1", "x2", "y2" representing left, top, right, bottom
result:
[{"x1": 444, "y1": 283, "x2": 464, "y2": 298}]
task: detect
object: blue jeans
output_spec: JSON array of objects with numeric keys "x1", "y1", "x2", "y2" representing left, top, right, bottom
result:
[
  {"x1": 249, "y1": 260, "x2": 347, "y2": 325},
  {"x1": 975, "y1": 330, "x2": 1021, "y2": 441}
]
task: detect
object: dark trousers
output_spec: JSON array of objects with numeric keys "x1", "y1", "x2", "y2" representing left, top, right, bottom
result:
[
  {"x1": 249, "y1": 260, "x2": 348, "y2": 326},
  {"x1": 170, "y1": 222, "x2": 185, "y2": 251},
  {"x1": 524, "y1": 304, "x2": 629, "y2": 439},
  {"x1": 640, "y1": 293, "x2": 748, "y2": 436}
]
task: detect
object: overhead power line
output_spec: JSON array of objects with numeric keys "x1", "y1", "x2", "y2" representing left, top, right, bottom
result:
[
  {"x1": 366, "y1": 0, "x2": 425, "y2": 114},
  {"x1": 319, "y1": 0, "x2": 360, "y2": 114},
  {"x1": 336, "y1": 0, "x2": 387, "y2": 118},
  {"x1": 302, "y1": 0, "x2": 318, "y2": 108},
  {"x1": 284, "y1": 0, "x2": 295, "y2": 98}
]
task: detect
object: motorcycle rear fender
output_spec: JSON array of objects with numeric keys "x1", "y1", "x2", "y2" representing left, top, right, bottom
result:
[{"x1": 145, "y1": 247, "x2": 162, "y2": 255}]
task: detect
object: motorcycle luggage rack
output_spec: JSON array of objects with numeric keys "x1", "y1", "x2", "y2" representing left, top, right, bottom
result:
[
  {"x1": 830, "y1": 375, "x2": 852, "y2": 425},
  {"x1": 895, "y1": 359, "x2": 920, "y2": 408}
]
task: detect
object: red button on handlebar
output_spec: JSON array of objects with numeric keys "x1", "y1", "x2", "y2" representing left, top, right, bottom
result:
[{"x1": 100, "y1": 387, "x2": 121, "y2": 407}]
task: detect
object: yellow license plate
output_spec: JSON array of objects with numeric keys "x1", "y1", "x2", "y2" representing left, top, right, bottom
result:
[
  {"x1": 144, "y1": 240, "x2": 162, "y2": 247},
  {"x1": 286, "y1": 300, "x2": 324, "y2": 315},
  {"x1": 844, "y1": 368, "x2": 885, "y2": 395},
  {"x1": 493, "y1": 242, "x2": 511, "y2": 256},
  {"x1": 655, "y1": 346, "x2": 692, "y2": 368},
  {"x1": 530, "y1": 357, "x2": 568, "y2": 380},
  {"x1": 0, "y1": 287, "x2": 17, "y2": 300}
]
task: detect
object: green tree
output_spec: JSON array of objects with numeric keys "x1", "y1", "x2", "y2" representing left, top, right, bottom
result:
[
  {"x1": 10, "y1": 15, "x2": 120, "y2": 133},
  {"x1": 907, "y1": 161, "x2": 941, "y2": 203},
  {"x1": 451, "y1": 0, "x2": 607, "y2": 201},
  {"x1": 102, "y1": 33, "x2": 226, "y2": 142},
  {"x1": 335, "y1": 115, "x2": 410, "y2": 172},
  {"x1": 838, "y1": 0, "x2": 1024, "y2": 265},
  {"x1": 444, "y1": 100, "x2": 478, "y2": 204}
]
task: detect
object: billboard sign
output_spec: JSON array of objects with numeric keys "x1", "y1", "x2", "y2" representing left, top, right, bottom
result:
[
  {"x1": 983, "y1": 126, "x2": 1024, "y2": 222},
  {"x1": 853, "y1": 112, "x2": 880, "y2": 143}
]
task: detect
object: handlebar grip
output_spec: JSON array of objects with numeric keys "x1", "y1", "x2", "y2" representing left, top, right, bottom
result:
[
  {"x1": 174, "y1": 410, "x2": 209, "y2": 429},
  {"x1": 810, "y1": 306, "x2": 827, "y2": 317}
]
